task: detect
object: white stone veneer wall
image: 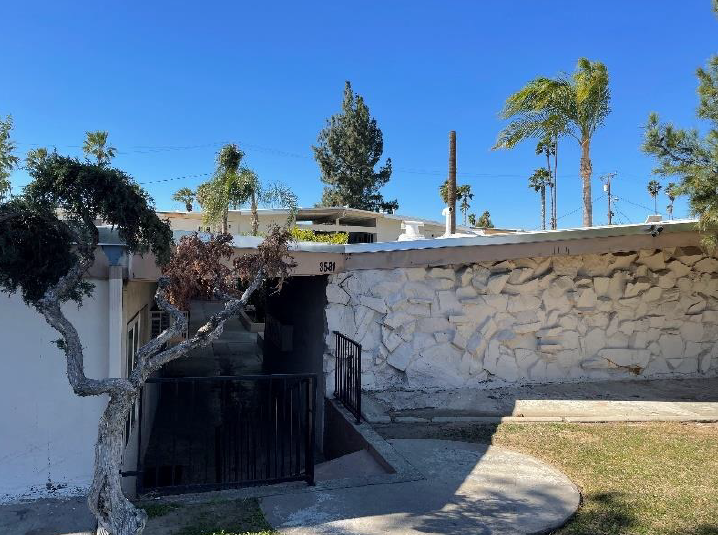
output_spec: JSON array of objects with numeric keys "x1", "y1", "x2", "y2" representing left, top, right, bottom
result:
[{"x1": 323, "y1": 247, "x2": 718, "y2": 392}]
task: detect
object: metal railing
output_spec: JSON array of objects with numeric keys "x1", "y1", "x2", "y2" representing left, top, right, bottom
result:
[
  {"x1": 333, "y1": 331, "x2": 362, "y2": 424},
  {"x1": 135, "y1": 374, "x2": 316, "y2": 495}
]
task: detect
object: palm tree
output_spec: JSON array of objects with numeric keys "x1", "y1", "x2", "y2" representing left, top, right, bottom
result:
[
  {"x1": 535, "y1": 137, "x2": 557, "y2": 229},
  {"x1": 457, "y1": 184, "x2": 473, "y2": 225},
  {"x1": 82, "y1": 131, "x2": 116, "y2": 166},
  {"x1": 477, "y1": 210, "x2": 494, "y2": 228},
  {"x1": 172, "y1": 187, "x2": 195, "y2": 211},
  {"x1": 238, "y1": 167, "x2": 261, "y2": 235},
  {"x1": 529, "y1": 168, "x2": 551, "y2": 230},
  {"x1": 495, "y1": 58, "x2": 611, "y2": 227},
  {"x1": 648, "y1": 180, "x2": 662, "y2": 215},
  {"x1": 666, "y1": 182, "x2": 678, "y2": 220},
  {"x1": 468, "y1": 213, "x2": 476, "y2": 226},
  {"x1": 199, "y1": 144, "x2": 245, "y2": 233}
]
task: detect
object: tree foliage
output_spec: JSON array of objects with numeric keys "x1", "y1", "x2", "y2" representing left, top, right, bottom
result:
[
  {"x1": 495, "y1": 58, "x2": 611, "y2": 226},
  {"x1": 172, "y1": 187, "x2": 195, "y2": 211},
  {"x1": 25, "y1": 147, "x2": 50, "y2": 174},
  {"x1": 313, "y1": 81, "x2": 397, "y2": 212},
  {"x1": 197, "y1": 146, "x2": 297, "y2": 234},
  {"x1": 477, "y1": 210, "x2": 494, "y2": 228},
  {"x1": 197, "y1": 144, "x2": 247, "y2": 232},
  {"x1": 0, "y1": 198, "x2": 81, "y2": 304},
  {"x1": 82, "y1": 130, "x2": 116, "y2": 166},
  {"x1": 290, "y1": 226, "x2": 348, "y2": 244},
  {"x1": 643, "y1": 4, "x2": 718, "y2": 245},
  {"x1": 1, "y1": 155, "x2": 172, "y2": 307},
  {"x1": 0, "y1": 115, "x2": 19, "y2": 201}
]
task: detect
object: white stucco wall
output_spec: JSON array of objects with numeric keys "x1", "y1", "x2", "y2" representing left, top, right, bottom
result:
[
  {"x1": 324, "y1": 247, "x2": 718, "y2": 393},
  {"x1": 0, "y1": 280, "x2": 109, "y2": 502}
]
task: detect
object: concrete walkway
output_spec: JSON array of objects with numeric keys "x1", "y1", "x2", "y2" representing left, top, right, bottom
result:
[
  {"x1": 364, "y1": 377, "x2": 718, "y2": 423},
  {"x1": 261, "y1": 439, "x2": 579, "y2": 535},
  {"x1": 0, "y1": 496, "x2": 95, "y2": 535}
]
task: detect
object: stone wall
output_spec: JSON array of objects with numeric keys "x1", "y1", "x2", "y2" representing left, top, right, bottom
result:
[{"x1": 323, "y1": 246, "x2": 718, "y2": 392}]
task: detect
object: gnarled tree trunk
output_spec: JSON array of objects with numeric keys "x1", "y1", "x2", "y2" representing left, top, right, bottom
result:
[
  {"x1": 37, "y1": 266, "x2": 265, "y2": 535},
  {"x1": 91, "y1": 392, "x2": 145, "y2": 535}
]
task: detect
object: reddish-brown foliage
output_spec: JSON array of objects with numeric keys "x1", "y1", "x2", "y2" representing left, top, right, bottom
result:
[
  {"x1": 163, "y1": 226, "x2": 295, "y2": 309},
  {"x1": 234, "y1": 225, "x2": 296, "y2": 292},
  {"x1": 162, "y1": 232, "x2": 237, "y2": 309}
]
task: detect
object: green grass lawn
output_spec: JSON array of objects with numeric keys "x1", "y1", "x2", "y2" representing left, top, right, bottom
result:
[
  {"x1": 140, "y1": 498, "x2": 277, "y2": 535},
  {"x1": 378, "y1": 421, "x2": 718, "y2": 535}
]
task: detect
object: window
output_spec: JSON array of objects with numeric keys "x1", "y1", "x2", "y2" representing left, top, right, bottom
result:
[{"x1": 124, "y1": 314, "x2": 140, "y2": 444}]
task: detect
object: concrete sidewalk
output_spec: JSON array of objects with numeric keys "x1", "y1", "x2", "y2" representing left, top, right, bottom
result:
[
  {"x1": 364, "y1": 377, "x2": 718, "y2": 423},
  {"x1": 262, "y1": 439, "x2": 580, "y2": 535},
  {"x1": 0, "y1": 496, "x2": 95, "y2": 535}
]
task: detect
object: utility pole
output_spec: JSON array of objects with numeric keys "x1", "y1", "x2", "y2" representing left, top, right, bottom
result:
[
  {"x1": 448, "y1": 131, "x2": 457, "y2": 234},
  {"x1": 601, "y1": 172, "x2": 616, "y2": 225}
]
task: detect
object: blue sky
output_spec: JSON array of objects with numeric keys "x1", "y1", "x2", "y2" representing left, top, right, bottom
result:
[{"x1": 2, "y1": 1, "x2": 716, "y2": 229}]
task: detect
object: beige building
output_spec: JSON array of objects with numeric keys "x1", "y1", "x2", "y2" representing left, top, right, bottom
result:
[{"x1": 157, "y1": 207, "x2": 506, "y2": 243}]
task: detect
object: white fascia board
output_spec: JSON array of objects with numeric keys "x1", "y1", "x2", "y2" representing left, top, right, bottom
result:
[{"x1": 342, "y1": 219, "x2": 698, "y2": 254}]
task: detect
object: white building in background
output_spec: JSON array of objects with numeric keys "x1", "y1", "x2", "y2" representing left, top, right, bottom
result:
[{"x1": 157, "y1": 206, "x2": 513, "y2": 243}]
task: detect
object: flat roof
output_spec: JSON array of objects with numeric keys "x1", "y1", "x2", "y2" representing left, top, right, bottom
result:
[{"x1": 157, "y1": 206, "x2": 483, "y2": 233}]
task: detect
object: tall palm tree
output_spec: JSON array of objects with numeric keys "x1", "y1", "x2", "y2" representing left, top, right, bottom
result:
[
  {"x1": 238, "y1": 167, "x2": 261, "y2": 235},
  {"x1": 535, "y1": 137, "x2": 557, "y2": 229},
  {"x1": 648, "y1": 180, "x2": 662, "y2": 215},
  {"x1": 82, "y1": 131, "x2": 116, "y2": 166},
  {"x1": 457, "y1": 184, "x2": 473, "y2": 226},
  {"x1": 495, "y1": 58, "x2": 611, "y2": 227},
  {"x1": 529, "y1": 168, "x2": 551, "y2": 230},
  {"x1": 199, "y1": 144, "x2": 245, "y2": 233},
  {"x1": 172, "y1": 187, "x2": 195, "y2": 211},
  {"x1": 666, "y1": 182, "x2": 678, "y2": 220}
]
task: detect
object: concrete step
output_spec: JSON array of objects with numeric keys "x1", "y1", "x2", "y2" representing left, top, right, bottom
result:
[{"x1": 314, "y1": 449, "x2": 388, "y2": 482}]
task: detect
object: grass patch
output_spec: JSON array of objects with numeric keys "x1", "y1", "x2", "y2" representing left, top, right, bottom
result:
[
  {"x1": 141, "y1": 502, "x2": 181, "y2": 519},
  {"x1": 377, "y1": 421, "x2": 718, "y2": 535},
  {"x1": 173, "y1": 498, "x2": 276, "y2": 535}
]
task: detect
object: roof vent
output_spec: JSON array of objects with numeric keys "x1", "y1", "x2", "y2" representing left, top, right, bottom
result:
[{"x1": 398, "y1": 221, "x2": 425, "y2": 241}]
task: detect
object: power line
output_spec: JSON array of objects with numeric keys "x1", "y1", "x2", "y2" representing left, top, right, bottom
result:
[
  {"x1": 555, "y1": 194, "x2": 605, "y2": 222},
  {"x1": 138, "y1": 172, "x2": 212, "y2": 185}
]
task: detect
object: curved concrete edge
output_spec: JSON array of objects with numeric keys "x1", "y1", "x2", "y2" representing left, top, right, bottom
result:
[{"x1": 263, "y1": 439, "x2": 581, "y2": 535}]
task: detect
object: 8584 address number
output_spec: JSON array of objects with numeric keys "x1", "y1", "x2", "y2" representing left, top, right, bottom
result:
[{"x1": 319, "y1": 261, "x2": 336, "y2": 273}]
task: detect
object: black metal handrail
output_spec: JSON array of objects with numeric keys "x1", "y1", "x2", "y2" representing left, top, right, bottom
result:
[
  {"x1": 134, "y1": 373, "x2": 316, "y2": 495},
  {"x1": 333, "y1": 331, "x2": 362, "y2": 424}
]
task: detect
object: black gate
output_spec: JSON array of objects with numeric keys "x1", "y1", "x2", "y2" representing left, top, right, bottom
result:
[
  {"x1": 333, "y1": 331, "x2": 362, "y2": 424},
  {"x1": 136, "y1": 374, "x2": 316, "y2": 495}
]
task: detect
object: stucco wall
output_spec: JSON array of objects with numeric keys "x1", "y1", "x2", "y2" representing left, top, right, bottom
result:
[
  {"x1": 323, "y1": 246, "x2": 718, "y2": 392},
  {"x1": 0, "y1": 280, "x2": 109, "y2": 502}
]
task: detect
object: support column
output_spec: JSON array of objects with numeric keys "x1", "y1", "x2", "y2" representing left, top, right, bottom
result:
[{"x1": 108, "y1": 265, "x2": 123, "y2": 378}]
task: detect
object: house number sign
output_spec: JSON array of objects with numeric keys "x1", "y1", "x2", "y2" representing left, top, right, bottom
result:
[{"x1": 319, "y1": 261, "x2": 336, "y2": 273}]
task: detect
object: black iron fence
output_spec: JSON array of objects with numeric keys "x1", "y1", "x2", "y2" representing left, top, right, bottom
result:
[
  {"x1": 135, "y1": 374, "x2": 316, "y2": 495},
  {"x1": 333, "y1": 331, "x2": 362, "y2": 424}
]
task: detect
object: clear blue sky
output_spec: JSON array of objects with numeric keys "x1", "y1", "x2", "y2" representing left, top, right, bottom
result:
[{"x1": 2, "y1": 1, "x2": 716, "y2": 229}]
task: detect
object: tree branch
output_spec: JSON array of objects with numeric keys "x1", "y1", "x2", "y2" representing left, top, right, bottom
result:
[
  {"x1": 135, "y1": 268, "x2": 265, "y2": 383},
  {"x1": 36, "y1": 270, "x2": 133, "y2": 397}
]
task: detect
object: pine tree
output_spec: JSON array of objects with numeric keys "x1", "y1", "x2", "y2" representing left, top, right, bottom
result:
[{"x1": 313, "y1": 81, "x2": 397, "y2": 212}]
